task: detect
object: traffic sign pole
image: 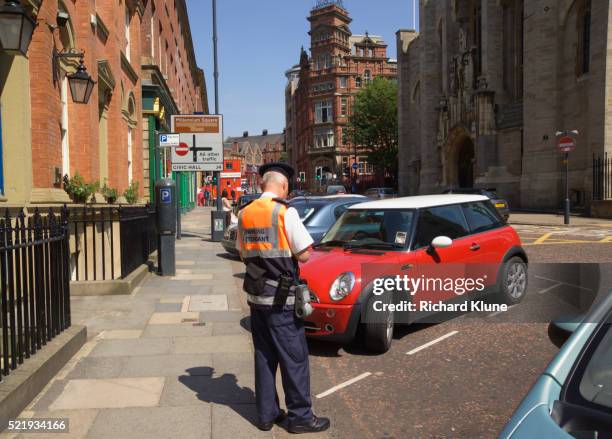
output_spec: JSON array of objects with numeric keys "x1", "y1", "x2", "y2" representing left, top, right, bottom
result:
[
  {"x1": 564, "y1": 152, "x2": 570, "y2": 225},
  {"x1": 556, "y1": 130, "x2": 578, "y2": 226},
  {"x1": 176, "y1": 173, "x2": 182, "y2": 239}
]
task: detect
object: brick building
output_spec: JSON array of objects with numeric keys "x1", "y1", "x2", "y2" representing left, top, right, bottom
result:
[
  {"x1": 286, "y1": 0, "x2": 397, "y2": 191},
  {"x1": 0, "y1": 0, "x2": 206, "y2": 206},
  {"x1": 397, "y1": 0, "x2": 612, "y2": 216}
]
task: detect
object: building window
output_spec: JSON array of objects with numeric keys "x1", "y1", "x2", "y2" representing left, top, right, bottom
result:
[
  {"x1": 502, "y1": 0, "x2": 524, "y2": 100},
  {"x1": 61, "y1": 77, "x2": 70, "y2": 177},
  {"x1": 364, "y1": 70, "x2": 372, "y2": 83},
  {"x1": 340, "y1": 97, "x2": 348, "y2": 117},
  {"x1": 125, "y1": 8, "x2": 131, "y2": 61},
  {"x1": 340, "y1": 77, "x2": 348, "y2": 88},
  {"x1": 578, "y1": 0, "x2": 591, "y2": 75},
  {"x1": 127, "y1": 127, "x2": 133, "y2": 183},
  {"x1": 315, "y1": 100, "x2": 332, "y2": 123},
  {"x1": 358, "y1": 157, "x2": 373, "y2": 175},
  {"x1": 355, "y1": 77, "x2": 362, "y2": 88},
  {"x1": 314, "y1": 129, "x2": 335, "y2": 148},
  {"x1": 150, "y1": 16, "x2": 155, "y2": 58}
]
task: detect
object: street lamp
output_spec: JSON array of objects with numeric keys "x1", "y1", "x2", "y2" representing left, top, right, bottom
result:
[
  {"x1": 0, "y1": 0, "x2": 36, "y2": 56},
  {"x1": 66, "y1": 57, "x2": 96, "y2": 104},
  {"x1": 54, "y1": 51, "x2": 96, "y2": 104}
]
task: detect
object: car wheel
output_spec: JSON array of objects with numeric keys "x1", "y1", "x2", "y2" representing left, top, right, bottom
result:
[
  {"x1": 363, "y1": 292, "x2": 394, "y2": 354},
  {"x1": 497, "y1": 257, "x2": 528, "y2": 305}
]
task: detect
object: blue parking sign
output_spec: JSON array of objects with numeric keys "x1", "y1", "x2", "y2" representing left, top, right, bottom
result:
[
  {"x1": 160, "y1": 188, "x2": 172, "y2": 204},
  {"x1": 160, "y1": 135, "x2": 168, "y2": 143}
]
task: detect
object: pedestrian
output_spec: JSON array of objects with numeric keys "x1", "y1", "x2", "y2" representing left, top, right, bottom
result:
[
  {"x1": 197, "y1": 188, "x2": 205, "y2": 206},
  {"x1": 231, "y1": 188, "x2": 236, "y2": 202},
  {"x1": 204, "y1": 188, "x2": 210, "y2": 206},
  {"x1": 221, "y1": 189, "x2": 237, "y2": 224},
  {"x1": 236, "y1": 162, "x2": 330, "y2": 434}
]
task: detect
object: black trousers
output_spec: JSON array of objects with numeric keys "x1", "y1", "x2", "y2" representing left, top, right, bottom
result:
[{"x1": 249, "y1": 304, "x2": 313, "y2": 424}]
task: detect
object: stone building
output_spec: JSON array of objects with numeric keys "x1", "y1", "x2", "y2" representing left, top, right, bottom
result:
[
  {"x1": 0, "y1": 0, "x2": 206, "y2": 206},
  {"x1": 397, "y1": 0, "x2": 612, "y2": 213},
  {"x1": 287, "y1": 0, "x2": 397, "y2": 191}
]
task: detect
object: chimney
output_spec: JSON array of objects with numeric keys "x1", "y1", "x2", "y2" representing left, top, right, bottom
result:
[
  {"x1": 262, "y1": 129, "x2": 268, "y2": 136},
  {"x1": 243, "y1": 131, "x2": 249, "y2": 138}
]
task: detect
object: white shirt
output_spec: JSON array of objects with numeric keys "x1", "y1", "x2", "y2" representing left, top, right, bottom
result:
[{"x1": 236, "y1": 192, "x2": 314, "y2": 255}]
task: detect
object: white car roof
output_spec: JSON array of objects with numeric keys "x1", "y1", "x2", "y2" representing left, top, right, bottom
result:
[{"x1": 349, "y1": 194, "x2": 489, "y2": 210}]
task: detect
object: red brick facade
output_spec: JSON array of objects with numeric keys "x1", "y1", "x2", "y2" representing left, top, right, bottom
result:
[
  {"x1": 0, "y1": 0, "x2": 204, "y2": 204},
  {"x1": 287, "y1": 2, "x2": 397, "y2": 190}
]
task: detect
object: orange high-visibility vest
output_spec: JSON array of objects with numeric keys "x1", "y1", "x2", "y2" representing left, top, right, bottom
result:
[{"x1": 238, "y1": 197, "x2": 297, "y2": 289}]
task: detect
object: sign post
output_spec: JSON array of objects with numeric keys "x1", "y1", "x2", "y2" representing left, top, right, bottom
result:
[{"x1": 556, "y1": 130, "x2": 578, "y2": 225}]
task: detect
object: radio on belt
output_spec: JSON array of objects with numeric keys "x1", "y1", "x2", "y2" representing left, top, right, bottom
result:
[{"x1": 155, "y1": 179, "x2": 177, "y2": 276}]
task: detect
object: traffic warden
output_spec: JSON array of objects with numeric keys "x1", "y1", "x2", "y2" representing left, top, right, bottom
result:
[{"x1": 236, "y1": 162, "x2": 330, "y2": 434}]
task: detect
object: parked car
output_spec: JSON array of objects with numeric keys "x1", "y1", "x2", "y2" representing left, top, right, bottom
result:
[
  {"x1": 326, "y1": 185, "x2": 347, "y2": 195},
  {"x1": 443, "y1": 188, "x2": 510, "y2": 221},
  {"x1": 289, "y1": 189, "x2": 312, "y2": 199},
  {"x1": 500, "y1": 292, "x2": 612, "y2": 439},
  {"x1": 299, "y1": 194, "x2": 528, "y2": 353},
  {"x1": 221, "y1": 194, "x2": 366, "y2": 255},
  {"x1": 364, "y1": 187, "x2": 397, "y2": 199},
  {"x1": 222, "y1": 194, "x2": 261, "y2": 255},
  {"x1": 288, "y1": 195, "x2": 367, "y2": 244}
]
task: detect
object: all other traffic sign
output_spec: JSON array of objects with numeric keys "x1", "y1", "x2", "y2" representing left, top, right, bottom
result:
[{"x1": 557, "y1": 136, "x2": 576, "y2": 153}]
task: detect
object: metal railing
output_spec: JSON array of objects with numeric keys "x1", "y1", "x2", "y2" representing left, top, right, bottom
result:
[
  {"x1": 0, "y1": 207, "x2": 71, "y2": 380},
  {"x1": 68, "y1": 205, "x2": 157, "y2": 281},
  {"x1": 593, "y1": 152, "x2": 611, "y2": 201}
]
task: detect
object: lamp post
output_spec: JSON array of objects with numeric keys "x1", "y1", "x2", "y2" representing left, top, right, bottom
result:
[
  {"x1": 0, "y1": 0, "x2": 36, "y2": 56},
  {"x1": 54, "y1": 51, "x2": 96, "y2": 104}
]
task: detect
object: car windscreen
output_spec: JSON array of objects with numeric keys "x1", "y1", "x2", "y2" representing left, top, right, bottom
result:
[
  {"x1": 289, "y1": 200, "x2": 324, "y2": 224},
  {"x1": 319, "y1": 209, "x2": 415, "y2": 250},
  {"x1": 380, "y1": 188, "x2": 395, "y2": 195}
]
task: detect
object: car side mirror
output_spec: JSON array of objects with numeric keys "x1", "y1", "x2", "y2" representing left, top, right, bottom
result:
[{"x1": 431, "y1": 236, "x2": 453, "y2": 249}]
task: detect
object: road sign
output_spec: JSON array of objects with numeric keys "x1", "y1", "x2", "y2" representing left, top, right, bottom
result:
[
  {"x1": 160, "y1": 188, "x2": 172, "y2": 204},
  {"x1": 170, "y1": 115, "x2": 224, "y2": 172},
  {"x1": 159, "y1": 133, "x2": 180, "y2": 148},
  {"x1": 352, "y1": 162, "x2": 359, "y2": 170},
  {"x1": 557, "y1": 136, "x2": 576, "y2": 153}
]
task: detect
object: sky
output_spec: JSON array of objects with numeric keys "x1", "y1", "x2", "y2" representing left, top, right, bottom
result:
[{"x1": 185, "y1": 0, "x2": 419, "y2": 138}]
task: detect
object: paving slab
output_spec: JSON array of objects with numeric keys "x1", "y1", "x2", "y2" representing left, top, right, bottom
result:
[
  {"x1": 89, "y1": 338, "x2": 171, "y2": 358},
  {"x1": 66, "y1": 357, "x2": 128, "y2": 380},
  {"x1": 120, "y1": 354, "x2": 214, "y2": 378},
  {"x1": 172, "y1": 335, "x2": 252, "y2": 354},
  {"x1": 160, "y1": 374, "x2": 255, "y2": 407},
  {"x1": 170, "y1": 274, "x2": 214, "y2": 281},
  {"x1": 98, "y1": 330, "x2": 143, "y2": 340},
  {"x1": 211, "y1": 322, "x2": 248, "y2": 336},
  {"x1": 158, "y1": 297, "x2": 185, "y2": 304},
  {"x1": 154, "y1": 303, "x2": 182, "y2": 312},
  {"x1": 142, "y1": 323, "x2": 212, "y2": 338},
  {"x1": 14, "y1": 409, "x2": 100, "y2": 439},
  {"x1": 187, "y1": 295, "x2": 228, "y2": 312},
  {"x1": 49, "y1": 377, "x2": 165, "y2": 410},
  {"x1": 148, "y1": 312, "x2": 199, "y2": 325},
  {"x1": 212, "y1": 353, "x2": 254, "y2": 376},
  {"x1": 211, "y1": 403, "x2": 271, "y2": 438},
  {"x1": 86, "y1": 406, "x2": 211, "y2": 439},
  {"x1": 199, "y1": 311, "x2": 245, "y2": 323}
]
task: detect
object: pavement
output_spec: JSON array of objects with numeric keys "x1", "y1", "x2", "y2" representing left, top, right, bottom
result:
[
  {"x1": 1, "y1": 207, "x2": 329, "y2": 439},
  {"x1": 509, "y1": 211, "x2": 612, "y2": 227}
]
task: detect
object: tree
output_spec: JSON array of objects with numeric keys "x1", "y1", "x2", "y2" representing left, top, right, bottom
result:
[{"x1": 348, "y1": 77, "x2": 398, "y2": 186}]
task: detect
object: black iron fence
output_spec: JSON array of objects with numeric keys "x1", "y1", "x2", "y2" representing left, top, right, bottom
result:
[
  {"x1": 593, "y1": 152, "x2": 611, "y2": 201},
  {"x1": 68, "y1": 205, "x2": 157, "y2": 281},
  {"x1": 0, "y1": 207, "x2": 71, "y2": 380}
]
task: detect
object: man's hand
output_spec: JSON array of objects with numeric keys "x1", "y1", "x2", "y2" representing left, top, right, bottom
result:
[{"x1": 296, "y1": 249, "x2": 310, "y2": 263}]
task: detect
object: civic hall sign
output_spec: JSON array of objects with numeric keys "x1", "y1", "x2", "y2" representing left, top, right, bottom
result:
[{"x1": 170, "y1": 115, "x2": 224, "y2": 171}]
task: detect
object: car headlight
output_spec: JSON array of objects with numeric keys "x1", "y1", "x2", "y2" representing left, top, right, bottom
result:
[{"x1": 329, "y1": 272, "x2": 355, "y2": 301}]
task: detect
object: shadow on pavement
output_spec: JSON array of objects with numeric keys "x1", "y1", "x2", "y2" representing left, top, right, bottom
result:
[
  {"x1": 240, "y1": 316, "x2": 251, "y2": 333},
  {"x1": 180, "y1": 367, "x2": 260, "y2": 428},
  {"x1": 217, "y1": 252, "x2": 240, "y2": 261}
]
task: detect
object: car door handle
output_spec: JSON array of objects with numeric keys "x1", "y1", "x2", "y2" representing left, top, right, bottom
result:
[{"x1": 470, "y1": 243, "x2": 481, "y2": 251}]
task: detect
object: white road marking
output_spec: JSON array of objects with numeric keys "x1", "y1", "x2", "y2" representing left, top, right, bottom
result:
[
  {"x1": 315, "y1": 372, "x2": 372, "y2": 399},
  {"x1": 488, "y1": 305, "x2": 517, "y2": 318},
  {"x1": 406, "y1": 331, "x2": 459, "y2": 355},
  {"x1": 534, "y1": 275, "x2": 592, "y2": 291},
  {"x1": 538, "y1": 283, "x2": 563, "y2": 295}
]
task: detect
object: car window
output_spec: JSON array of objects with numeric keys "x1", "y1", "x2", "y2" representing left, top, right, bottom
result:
[
  {"x1": 321, "y1": 209, "x2": 415, "y2": 248},
  {"x1": 414, "y1": 205, "x2": 470, "y2": 249},
  {"x1": 462, "y1": 201, "x2": 503, "y2": 234},
  {"x1": 289, "y1": 201, "x2": 323, "y2": 223},
  {"x1": 381, "y1": 189, "x2": 394, "y2": 195},
  {"x1": 333, "y1": 203, "x2": 357, "y2": 219}
]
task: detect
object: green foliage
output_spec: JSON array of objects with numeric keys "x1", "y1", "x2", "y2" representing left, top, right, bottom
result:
[
  {"x1": 123, "y1": 181, "x2": 140, "y2": 205},
  {"x1": 63, "y1": 173, "x2": 98, "y2": 204},
  {"x1": 348, "y1": 77, "x2": 399, "y2": 184},
  {"x1": 101, "y1": 180, "x2": 118, "y2": 204}
]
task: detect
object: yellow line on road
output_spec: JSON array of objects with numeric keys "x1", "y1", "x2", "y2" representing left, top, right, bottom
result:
[{"x1": 532, "y1": 232, "x2": 552, "y2": 245}]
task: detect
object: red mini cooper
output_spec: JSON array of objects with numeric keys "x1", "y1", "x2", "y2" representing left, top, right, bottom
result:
[{"x1": 299, "y1": 194, "x2": 528, "y2": 353}]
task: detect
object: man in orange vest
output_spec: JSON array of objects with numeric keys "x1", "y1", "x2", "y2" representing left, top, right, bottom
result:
[{"x1": 236, "y1": 162, "x2": 330, "y2": 434}]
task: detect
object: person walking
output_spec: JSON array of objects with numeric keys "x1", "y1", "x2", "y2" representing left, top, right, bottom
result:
[
  {"x1": 236, "y1": 162, "x2": 330, "y2": 434},
  {"x1": 204, "y1": 187, "x2": 210, "y2": 206},
  {"x1": 222, "y1": 189, "x2": 237, "y2": 224}
]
